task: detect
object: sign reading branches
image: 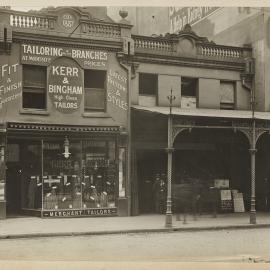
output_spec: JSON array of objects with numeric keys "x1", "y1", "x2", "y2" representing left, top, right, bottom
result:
[{"x1": 48, "y1": 58, "x2": 83, "y2": 113}]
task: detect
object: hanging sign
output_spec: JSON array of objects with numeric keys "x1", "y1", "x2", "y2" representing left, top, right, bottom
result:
[{"x1": 48, "y1": 57, "x2": 83, "y2": 113}]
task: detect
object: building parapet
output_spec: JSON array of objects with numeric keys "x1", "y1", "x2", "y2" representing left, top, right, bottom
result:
[
  {"x1": 132, "y1": 24, "x2": 252, "y2": 62},
  {"x1": 0, "y1": 8, "x2": 131, "y2": 41}
]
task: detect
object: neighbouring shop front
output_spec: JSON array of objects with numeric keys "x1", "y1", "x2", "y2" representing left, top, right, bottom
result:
[
  {"x1": 131, "y1": 108, "x2": 261, "y2": 216},
  {"x1": 5, "y1": 126, "x2": 127, "y2": 218}
]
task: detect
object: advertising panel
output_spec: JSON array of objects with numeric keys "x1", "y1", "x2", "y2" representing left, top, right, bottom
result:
[
  {"x1": 169, "y1": 7, "x2": 220, "y2": 33},
  {"x1": 48, "y1": 57, "x2": 83, "y2": 114}
]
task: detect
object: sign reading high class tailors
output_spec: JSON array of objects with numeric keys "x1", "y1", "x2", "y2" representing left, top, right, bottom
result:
[
  {"x1": 21, "y1": 44, "x2": 108, "y2": 69},
  {"x1": 42, "y1": 207, "x2": 117, "y2": 218},
  {"x1": 48, "y1": 57, "x2": 83, "y2": 113}
]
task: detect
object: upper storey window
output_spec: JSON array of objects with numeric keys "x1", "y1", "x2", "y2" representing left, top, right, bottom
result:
[
  {"x1": 220, "y1": 81, "x2": 235, "y2": 110},
  {"x1": 84, "y1": 69, "x2": 106, "y2": 112},
  {"x1": 22, "y1": 65, "x2": 47, "y2": 109},
  {"x1": 181, "y1": 77, "x2": 198, "y2": 109},
  {"x1": 139, "y1": 73, "x2": 158, "y2": 106}
]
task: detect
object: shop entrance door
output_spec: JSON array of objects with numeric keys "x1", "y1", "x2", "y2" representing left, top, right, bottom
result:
[
  {"x1": 6, "y1": 162, "x2": 22, "y2": 215},
  {"x1": 137, "y1": 150, "x2": 166, "y2": 214}
]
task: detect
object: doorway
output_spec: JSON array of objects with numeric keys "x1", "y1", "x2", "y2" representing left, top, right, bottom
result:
[
  {"x1": 6, "y1": 162, "x2": 22, "y2": 215},
  {"x1": 137, "y1": 150, "x2": 166, "y2": 214}
]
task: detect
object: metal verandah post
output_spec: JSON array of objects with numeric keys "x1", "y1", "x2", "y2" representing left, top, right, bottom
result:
[
  {"x1": 249, "y1": 118, "x2": 256, "y2": 224},
  {"x1": 165, "y1": 89, "x2": 175, "y2": 228},
  {"x1": 249, "y1": 74, "x2": 256, "y2": 224}
]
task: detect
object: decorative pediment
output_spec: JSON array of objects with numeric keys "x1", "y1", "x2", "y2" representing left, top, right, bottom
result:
[{"x1": 163, "y1": 24, "x2": 215, "y2": 56}]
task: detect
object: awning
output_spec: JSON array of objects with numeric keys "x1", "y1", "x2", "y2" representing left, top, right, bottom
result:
[{"x1": 132, "y1": 105, "x2": 270, "y2": 121}]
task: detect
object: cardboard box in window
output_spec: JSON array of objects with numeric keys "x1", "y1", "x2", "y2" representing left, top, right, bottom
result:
[{"x1": 181, "y1": 96, "x2": 196, "y2": 109}]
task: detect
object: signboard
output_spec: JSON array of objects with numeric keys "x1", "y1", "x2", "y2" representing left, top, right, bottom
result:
[
  {"x1": 48, "y1": 57, "x2": 83, "y2": 113},
  {"x1": 60, "y1": 13, "x2": 76, "y2": 29},
  {"x1": 214, "y1": 179, "x2": 230, "y2": 189},
  {"x1": 21, "y1": 44, "x2": 108, "y2": 69},
  {"x1": 0, "y1": 62, "x2": 22, "y2": 111},
  {"x1": 107, "y1": 68, "x2": 128, "y2": 111},
  {"x1": 220, "y1": 189, "x2": 233, "y2": 211},
  {"x1": 169, "y1": 7, "x2": 220, "y2": 33},
  {"x1": 233, "y1": 192, "x2": 245, "y2": 213},
  {"x1": 42, "y1": 207, "x2": 117, "y2": 217}
]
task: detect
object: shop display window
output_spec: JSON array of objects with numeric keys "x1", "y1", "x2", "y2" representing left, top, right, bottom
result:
[
  {"x1": 43, "y1": 140, "x2": 82, "y2": 210},
  {"x1": 42, "y1": 139, "x2": 117, "y2": 210},
  {"x1": 82, "y1": 140, "x2": 117, "y2": 208},
  {"x1": 13, "y1": 138, "x2": 119, "y2": 213}
]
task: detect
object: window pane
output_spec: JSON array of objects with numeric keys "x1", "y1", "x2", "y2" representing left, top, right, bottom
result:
[
  {"x1": 23, "y1": 65, "x2": 46, "y2": 110},
  {"x1": 43, "y1": 140, "x2": 82, "y2": 210},
  {"x1": 84, "y1": 88, "x2": 105, "y2": 111},
  {"x1": 23, "y1": 65, "x2": 46, "y2": 88},
  {"x1": 23, "y1": 91, "x2": 46, "y2": 109},
  {"x1": 119, "y1": 148, "x2": 126, "y2": 197},
  {"x1": 181, "y1": 77, "x2": 197, "y2": 97},
  {"x1": 139, "y1": 73, "x2": 157, "y2": 95},
  {"x1": 84, "y1": 70, "x2": 106, "y2": 88},
  {"x1": 220, "y1": 82, "x2": 234, "y2": 103},
  {"x1": 82, "y1": 140, "x2": 116, "y2": 208}
]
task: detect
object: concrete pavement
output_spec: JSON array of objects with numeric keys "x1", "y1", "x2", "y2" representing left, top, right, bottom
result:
[{"x1": 1, "y1": 212, "x2": 270, "y2": 239}]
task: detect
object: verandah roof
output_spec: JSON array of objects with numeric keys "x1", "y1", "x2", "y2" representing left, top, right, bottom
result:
[{"x1": 132, "y1": 105, "x2": 270, "y2": 121}]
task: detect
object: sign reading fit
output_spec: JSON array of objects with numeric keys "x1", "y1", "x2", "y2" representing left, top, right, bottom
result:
[
  {"x1": 48, "y1": 57, "x2": 83, "y2": 113},
  {"x1": 0, "y1": 62, "x2": 22, "y2": 110},
  {"x1": 21, "y1": 44, "x2": 108, "y2": 69},
  {"x1": 169, "y1": 7, "x2": 220, "y2": 33}
]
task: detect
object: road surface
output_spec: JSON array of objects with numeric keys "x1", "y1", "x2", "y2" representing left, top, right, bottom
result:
[{"x1": 0, "y1": 228, "x2": 270, "y2": 262}]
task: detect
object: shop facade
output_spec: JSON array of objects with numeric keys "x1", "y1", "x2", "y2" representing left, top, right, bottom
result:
[
  {"x1": 128, "y1": 25, "x2": 270, "y2": 220},
  {"x1": 0, "y1": 7, "x2": 131, "y2": 218}
]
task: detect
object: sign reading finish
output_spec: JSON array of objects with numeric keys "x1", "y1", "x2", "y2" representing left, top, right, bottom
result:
[{"x1": 48, "y1": 57, "x2": 83, "y2": 113}]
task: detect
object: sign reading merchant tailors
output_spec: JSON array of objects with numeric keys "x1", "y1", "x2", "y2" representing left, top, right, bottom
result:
[
  {"x1": 48, "y1": 57, "x2": 83, "y2": 113},
  {"x1": 21, "y1": 44, "x2": 108, "y2": 69},
  {"x1": 42, "y1": 208, "x2": 117, "y2": 218}
]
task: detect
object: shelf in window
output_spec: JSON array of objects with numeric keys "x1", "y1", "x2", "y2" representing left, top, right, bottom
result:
[
  {"x1": 19, "y1": 109, "x2": 50, "y2": 115},
  {"x1": 82, "y1": 112, "x2": 110, "y2": 118}
]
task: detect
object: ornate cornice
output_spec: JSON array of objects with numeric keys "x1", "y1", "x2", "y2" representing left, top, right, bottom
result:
[
  {"x1": 131, "y1": 53, "x2": 245, "y2": 72},
  {"x1": 12, "y1": 31, "x2": 122, "y2": 52},
  {"x1": 7, "y1": 122, "x2": 120, "y2": 133}
]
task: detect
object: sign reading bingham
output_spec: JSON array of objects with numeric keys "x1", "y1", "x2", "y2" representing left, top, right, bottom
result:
[{"x1": 48, "y1": 57, "x2": 83, "y2": 113}]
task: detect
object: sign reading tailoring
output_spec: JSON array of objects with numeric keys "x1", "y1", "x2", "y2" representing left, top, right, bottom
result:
[
  {"x1": 169, "y1": 7, "x2": 220, "y2": 33},
  {"x1": 48, "y1": 57, "x2": 83, "y2": 113},
  {"x1": 42, "y1": 207, "x2": 117, "y2": 217},
  {"x1": 21, "y1": 44, "x2": 108, "y2": 69}
]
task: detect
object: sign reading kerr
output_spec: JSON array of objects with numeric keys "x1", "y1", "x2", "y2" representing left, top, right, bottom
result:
[
  {"x1": 21, "y1": 44, "x2": 108, "y2": 69},
  {"x1": 48, "y1": 57, "x2": 83, "y2": 113}
]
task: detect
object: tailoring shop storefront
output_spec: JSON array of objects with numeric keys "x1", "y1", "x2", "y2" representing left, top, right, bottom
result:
[
  {"x1": 131, "y1": 106, "x2": 270, "y2": 215},
  {"x1": 5, "y1": 123, "x2": 127, "y2": 218},
  {"x1": 0, "y1": 42, "x2": 129, "y2": 219}
]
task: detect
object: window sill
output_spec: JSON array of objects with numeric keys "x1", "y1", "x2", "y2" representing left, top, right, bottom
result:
[
  {"x1": 82, "y1": 112, "x2": 110, "y2": 118},
  {"x1": 19, "y1": 109, "x2": 50, "y2": 116}
]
